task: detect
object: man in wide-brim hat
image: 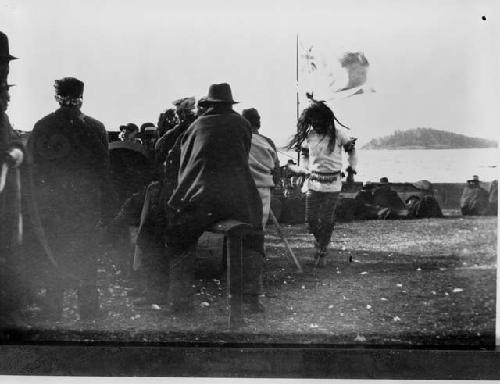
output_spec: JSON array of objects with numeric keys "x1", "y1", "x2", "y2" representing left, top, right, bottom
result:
[
  {"x1": 0, "y1": 31, "x2": 17, "y2": 82},
  {"x1": 163, "y1": 83, "x2": 265, "y2": 314},
  {"x1": 0, "y1": 31, "x2": 17, "y2": 63}
]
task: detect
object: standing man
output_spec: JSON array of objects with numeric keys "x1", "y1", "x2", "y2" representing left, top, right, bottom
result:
[
  {"x1": 165, "y1": 83, "x2": 264, "y2": 314},
  {"x1": 29, "y1": 77, "x2": 112, "y2": 321},
  {"x1": 242, "y1": 108, "x2": 279, "y2": 228},
  {"x1": 0, "y1": 31, "x2": 25, "y2": 324}
]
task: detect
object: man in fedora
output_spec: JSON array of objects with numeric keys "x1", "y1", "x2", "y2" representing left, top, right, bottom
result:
[
  {"x1": 29, "y1": 77, "x2": 113, "y2": 322},
  {"x1": 0, "y1": 31, "x2": 17, "y2": 82},
  {"x1": 0, "y1": 31, "x2": 25, "y2": 324},
  {"x1": 164, "y1": 83, "x2": 265, "y2": 314}
]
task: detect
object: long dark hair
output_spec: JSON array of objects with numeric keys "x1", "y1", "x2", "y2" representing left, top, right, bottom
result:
[{"x1": 287, "y1": 95, "x2": 349, "y2": 153}]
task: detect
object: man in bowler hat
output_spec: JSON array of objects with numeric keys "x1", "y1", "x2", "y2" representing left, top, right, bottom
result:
[
  {"x1": 29, "y1": 77, "x2": 113, "y2": 321},
  {"x1": 164, "y1": 83, "x2": 265, "y2": 314}
]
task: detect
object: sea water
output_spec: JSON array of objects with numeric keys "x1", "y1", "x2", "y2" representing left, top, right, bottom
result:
[{"x1": 277, "y1": 148, "x2": 499, "y2": 183}]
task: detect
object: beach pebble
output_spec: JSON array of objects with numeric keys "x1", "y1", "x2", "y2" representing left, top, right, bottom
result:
[{"x1": 354, "y1": 335, "x2": 367, "y2": 342}]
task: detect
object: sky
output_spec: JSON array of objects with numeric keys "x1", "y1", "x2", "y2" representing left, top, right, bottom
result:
[{"x1": 1, "y1": 0, "x2": 499, "y2": 147}]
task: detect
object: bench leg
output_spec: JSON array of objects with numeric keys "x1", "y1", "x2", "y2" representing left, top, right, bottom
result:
[{"x1": 227, "y1": 234, "x2": 244, "y2": 329}]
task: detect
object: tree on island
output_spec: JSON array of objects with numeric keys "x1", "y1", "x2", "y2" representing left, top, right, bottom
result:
[{"x1": 362, "y1": 127, "x2": 497, "y2": 150}]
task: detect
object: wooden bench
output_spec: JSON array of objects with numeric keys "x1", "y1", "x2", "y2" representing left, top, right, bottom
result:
[{"x1": 209, "y1": 220, "x2": 253, "y2": 329}]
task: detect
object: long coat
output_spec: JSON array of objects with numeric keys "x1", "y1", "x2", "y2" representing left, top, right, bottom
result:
[
  {"x1": 0, "y1": 113, "x2": 28, "y2": 312},
  {"x1": 0, "y1": 113, "x2": 24, "y2": 258},
  {"x1": 166, "y1": 108, "x2": 263, "y2": 253},
  {"x1": 28, "y1": 107, "x2": 111, "y2": 282}
]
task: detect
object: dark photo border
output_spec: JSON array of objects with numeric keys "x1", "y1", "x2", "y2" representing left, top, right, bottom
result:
[
  {"x1": 1, "y1": 1, "x2": 499, "y2": 379},
  {"x1": 0, "y1": 342, "x2": 500, "y2": 379}
]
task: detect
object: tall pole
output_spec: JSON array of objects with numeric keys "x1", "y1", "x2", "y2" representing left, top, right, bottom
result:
[{"x1": 296, "y1": 33, "x2": 300, "y2": 166}]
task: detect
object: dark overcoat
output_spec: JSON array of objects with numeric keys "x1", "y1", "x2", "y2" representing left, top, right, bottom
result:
[
  {"x1": 0, "y1": 113, "x2": 24, "y2": 257},
  {"x1": 166, "y1": 108, "x2": 263, "y2": 253},
  {"x1": 28, "y1": 107, "x2": 111, "y2": 281},
  {"x1": 0, "y1": 113, "x2": 26, "y2": 311},
  {"x1": 373, "y1": 187, "x2": 405, "y2": 210}
]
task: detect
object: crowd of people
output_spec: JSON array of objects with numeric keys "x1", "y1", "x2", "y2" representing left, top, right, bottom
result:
[{"x1": 0, "y1": 29, "x2": 302, "y2": 323}]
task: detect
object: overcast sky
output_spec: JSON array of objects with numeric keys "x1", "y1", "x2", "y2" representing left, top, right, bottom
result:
[{"x1": 1, "y1": 0, "x2": 498, "y2": 146}]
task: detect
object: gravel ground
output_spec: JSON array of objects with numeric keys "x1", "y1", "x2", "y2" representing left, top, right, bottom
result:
[{"x1": 5, "y1": 215, "x2": 497, "y2": 347}]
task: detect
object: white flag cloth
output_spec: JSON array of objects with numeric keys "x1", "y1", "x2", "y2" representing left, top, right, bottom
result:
[{"x1": 298, "y1": 41, "x2": 375, "y2": 102}]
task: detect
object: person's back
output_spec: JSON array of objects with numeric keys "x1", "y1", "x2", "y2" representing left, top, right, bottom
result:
[
  {"x1": 354, "y1": 188, "x2": 374, "y2": 205},
  {"x1": 460, "y1": 181, "x2": 489, "y2": 216},
  {"x1": 243, "y1": 107, "x2": 279, "y2": 228},
  {"x1": 164, "y1": 83, "x2": 265, "y2": 314},
  {"x1": 373, "y1": 185, "x2": 405, "y2": 210},
  {"x1": 408, "y1": 195, "x2": 443, "y2": 218},
  {"x1": 248, "y1": 133, "x2": 277, "y2": 188},
  {"x1": 28, "y1": 76, "x2": 111, "y2": 321},
  {"x1": 32, "y1": 108, "x2": 107, "y2": 179},
  {"x1": 170, "y1": 110, "x2": 261, "y2": 226}
]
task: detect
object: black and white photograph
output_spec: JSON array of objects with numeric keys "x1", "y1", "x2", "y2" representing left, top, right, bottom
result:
[{"x1": 0, "y1": 0, "x2": 498, "y2": 375}]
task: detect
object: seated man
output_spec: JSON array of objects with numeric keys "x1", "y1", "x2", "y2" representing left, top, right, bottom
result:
[
  {"x1": 406, "y1": 195, "x2": 443, "y2": 218},
  {"x1": 373, "y1": 177, "x2": 405, "y2": 210},
  {"x1": 460, "y1": 175, "x2": 489, "y2": 216},
  {"x1": 164, "y1": 83, "x2": 264, "y2": 314}
]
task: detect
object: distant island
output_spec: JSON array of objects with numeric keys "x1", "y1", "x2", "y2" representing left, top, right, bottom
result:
[{"x1": 362, "y1": 128, "x2": 498, "y2": 150}]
